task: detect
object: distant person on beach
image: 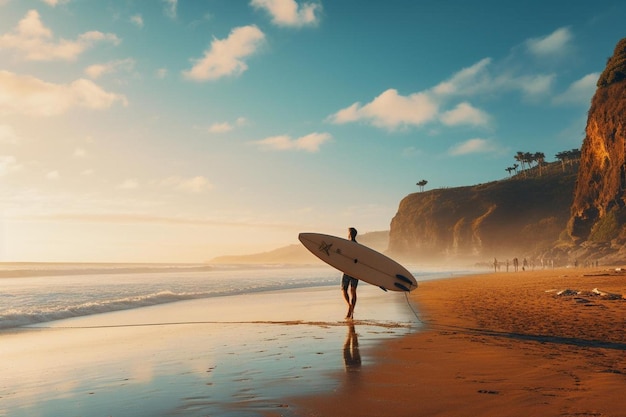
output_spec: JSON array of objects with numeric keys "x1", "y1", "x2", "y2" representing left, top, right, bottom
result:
[{"x1": 342, "y1": 227, "x2": 359, "y2": 319}]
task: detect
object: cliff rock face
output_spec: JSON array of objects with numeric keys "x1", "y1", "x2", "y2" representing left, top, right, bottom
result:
[
  {"x1": 569, "y1": 38, "x2": 626, "y2": 244},
  {"x1": 389, "y1": 169, "x2": 576, "y2": 263}
]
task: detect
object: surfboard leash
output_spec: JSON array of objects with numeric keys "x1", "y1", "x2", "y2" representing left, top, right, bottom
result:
[{"x1": 404, "y1": 291, "x2": 426, "y2": 326}]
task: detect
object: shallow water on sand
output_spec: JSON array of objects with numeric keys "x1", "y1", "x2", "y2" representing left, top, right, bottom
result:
[{"x1": 0, "y1": 285, "x2": 420, "y2": 417}]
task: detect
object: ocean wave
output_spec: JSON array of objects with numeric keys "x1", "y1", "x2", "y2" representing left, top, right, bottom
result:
[
  {"x1": 0, "y1": 290, "x2": 217, "y2": 329},
  {"x1": 0, "y1": 278, "x2": 338, "y2": 330}
]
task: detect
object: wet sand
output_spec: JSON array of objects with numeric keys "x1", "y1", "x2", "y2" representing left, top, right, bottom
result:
[
  {"x1": 0, "y1": 284, "x2": 417, "y2": 417},
  {"x1": 293, "y1": 269, "x2": 626, "y2": 417}
]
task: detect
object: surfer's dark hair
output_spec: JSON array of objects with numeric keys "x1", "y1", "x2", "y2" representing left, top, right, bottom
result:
[{"x1": 348, "y1": 227, "x2": 358, "y2": 240}]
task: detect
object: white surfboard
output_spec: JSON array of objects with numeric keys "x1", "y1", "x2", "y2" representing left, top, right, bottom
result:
[{"x1": 298, "y1": 232, "x2": 418, "y2": 292}]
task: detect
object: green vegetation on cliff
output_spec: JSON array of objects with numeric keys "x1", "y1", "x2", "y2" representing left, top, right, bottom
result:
[{"x1": 596, "y1": 38, "x2": 626, "y2": 87}]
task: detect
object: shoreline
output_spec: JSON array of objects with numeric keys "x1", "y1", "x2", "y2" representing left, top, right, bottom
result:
[{"x1": 292, "y1": 268, "x2": 626, "y2": 417}]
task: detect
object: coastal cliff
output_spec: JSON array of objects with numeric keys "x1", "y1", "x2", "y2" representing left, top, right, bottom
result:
[
  {"x1": 568, "y1": 38, "x2": 626, "y2": 252},
  {"x1": 389, "y1": 37, "x2": 626, "y2": 265},
  {"x1": 388, "y1": 165, "x2": 577, "y2": 263}
]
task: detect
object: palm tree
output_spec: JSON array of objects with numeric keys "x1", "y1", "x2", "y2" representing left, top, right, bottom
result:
[
  {"x1": 534, "y1": 151, "x2": 545, "y2": 176},
  {"x1": 555, "y1": 150, "x2": 567, "y2": 172},
  {"x1": 555, "y1": 148, "x2": 581, "y2": 172},
  {"x1": 515, "y1": 151, "x2": 526, "y2": 171},
  {"x1": 416, "y1": 179, "x2": 428, "y2": 192},
  {"x1": 505, "y1": 166, "x2": 515, "y2": 176},
  {"x1": 524, "y1": 152, "x2": 534, "y2": 169}
]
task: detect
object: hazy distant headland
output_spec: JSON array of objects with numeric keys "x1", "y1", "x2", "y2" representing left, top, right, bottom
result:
[
  {"x1": 210, "y1": 37, "x2": 626, "y2": 267},
  {"x1": 209, "y1": 231, "x2": 389, "y2": 265}
]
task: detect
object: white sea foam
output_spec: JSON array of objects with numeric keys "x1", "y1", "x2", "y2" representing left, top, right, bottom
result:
[{"x1": 0, "y1": 290, "x2": 212, "y2": 329}]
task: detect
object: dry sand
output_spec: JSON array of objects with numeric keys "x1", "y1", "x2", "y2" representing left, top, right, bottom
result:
[{"x1": 293, "y1": 268, "x2": 626, "y2": 417}]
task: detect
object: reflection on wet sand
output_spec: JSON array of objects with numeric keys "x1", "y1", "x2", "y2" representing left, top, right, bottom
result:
[{"x1": 343, "y1": 323, "x2": 361, "y2": 376}]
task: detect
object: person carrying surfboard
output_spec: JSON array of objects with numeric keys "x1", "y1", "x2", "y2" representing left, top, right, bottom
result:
[{"x1": 341, "y1": 227, "x2": 359, "y2": 319}]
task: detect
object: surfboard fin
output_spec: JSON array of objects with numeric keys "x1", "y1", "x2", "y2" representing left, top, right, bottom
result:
[
  {"x1": 379, "y1": 286, "x2": 388, "y2": 292},
  {"x1": 395, "y1": 274, "x2": 413, "y2": 285},
  {"x1": 394, "y1": 282, "x2": 410, "y2": 292}
]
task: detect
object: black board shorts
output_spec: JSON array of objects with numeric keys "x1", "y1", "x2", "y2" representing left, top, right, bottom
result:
[{"x1": 341, "y1": 274, "x2": 359, "y2": 290}]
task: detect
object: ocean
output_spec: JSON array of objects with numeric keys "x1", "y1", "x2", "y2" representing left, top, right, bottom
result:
[
  {"x1": 0, "y1": 263, "x2": 340, "y2": 330},
  {"x1": 0, "y1": 263, "x2": 465, "y2": 331}
]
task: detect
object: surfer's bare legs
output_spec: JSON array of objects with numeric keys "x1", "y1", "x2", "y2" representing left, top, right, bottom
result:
[
  {"x1": 342, "y1": 284, "x2": 357, "y2": 319},
  {"x1": 349, "y1": 285, "x2": 357, "y2": 318},
  {"x1": 342, "y1": 287, "x2": 352, "y2": 318}
]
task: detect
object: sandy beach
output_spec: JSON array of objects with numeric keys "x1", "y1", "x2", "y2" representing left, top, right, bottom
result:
[
  {"x1": 294, "y1": 269, "x2": 626, "y2": 417},
  {"x1": 2, "y1": 268, "x2": 625, "y2": 417}
]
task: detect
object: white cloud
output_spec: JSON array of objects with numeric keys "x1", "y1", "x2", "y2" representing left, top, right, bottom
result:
[
  {"x1": 208, "y1": 122, "x2": 233, "y2": 133},
  {"x1": 161, "y1": 176, "x2": 213, "y2": 193},
  {"x1": 163, "y1": 0, "x2": 177, "y2": 19},
  {"x1": 433, "y1": 58, "x2": 554, "y2": 100},
  {"x1": 0, "y1": 10, "x2": 120, "y2": 61},
  {"x1": 252, "y1": 132, "x2": 331, "y2": 152},
  {"x1": 46, "y1": 170, "x2": 60, "y2": 180},
  {"x1": 179, "y1": 176, "x2": 212, "y2": 193},
  {"x1": 517, "y1": 74, "x2": 555, "y2": 98},
  {"x1": 183, "y1": 25, "x2": 265, "y2": 81},
  {"x1": 208, "y1": 117, "x2": 246, "y2": 133},
  {"x1": 328, "y1": 89, "x2": 438, "y2": 130},
  {"x1": 119, "y1": 179, "x2": 139, "y2": 189},
  {"x1": 0, "y1": 70, "x2": 128, "y2": 116},
  {"x1": 553, "y1": 73, "x2": 599, "y2": 106},
  {"x1": 73, "y1": 148, "x2": 86, "y2": 158},
  {"x1": 155, "y1": 68, "x2": 168, "y2": 79},
  {"x1": 84, "y1": 58, "x2": 135, "y2": 79},
  {"x1": 130, "y1": 14, "x2": 144, "y2": 28},
  {"x1": 433, "y1": 58, "x2": 492, "y2": 96},
  {"x1": 41, "y1": 0, "x2": 69, "y2": 6},
  {"x1": 0, "y1": 155, "x2": 21, "y2": 176},
  {"x1": 0, "y1": 124, "x2": 20, "y2": 144},
  {"x1": 327, "y1": 28, "x2": 571, "y2": 134},
  {"x1": 440, "y1": 102, "x2": 490, "y2": 127},
  {"x1": 250, "y1": 0, "x2": 321, "y2": 27},
  {"x1": 526, "y1": 27, "x2": 573, "y2": 57},
  {"x1": 448, "y1": 138, "x2": 496, "y2": 156}
]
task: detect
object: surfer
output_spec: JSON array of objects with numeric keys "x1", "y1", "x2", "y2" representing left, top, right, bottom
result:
[{"x1": 341, "y1": 227, "x2": 359, "y2": 319}]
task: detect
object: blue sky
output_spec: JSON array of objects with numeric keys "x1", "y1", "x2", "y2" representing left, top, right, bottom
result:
[{"x1": 0, "y1": 0, "x2": 624, "y2": 262}]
